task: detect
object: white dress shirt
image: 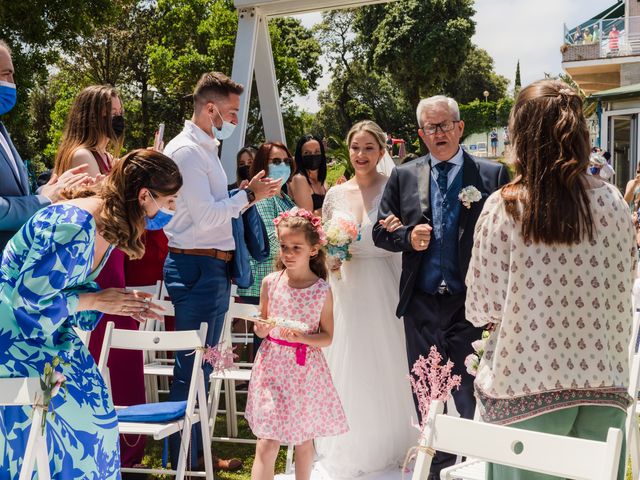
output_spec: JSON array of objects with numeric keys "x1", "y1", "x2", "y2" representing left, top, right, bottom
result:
[
  {"x1": 430, "y1": 147, "x2": 464, "y2": 188},
  {"x1": 0, "y1": 129, "x2": 20, "y2": 178},
  {"x1": 163, "y1": 120, "x2": 249, "y2": 250}
]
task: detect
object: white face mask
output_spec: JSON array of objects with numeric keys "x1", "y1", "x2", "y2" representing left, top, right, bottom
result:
[{"x1": 211, "y1": 104, "x2": 236, "y2": 140}]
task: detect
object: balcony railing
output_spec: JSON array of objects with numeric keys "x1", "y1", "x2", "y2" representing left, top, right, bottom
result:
[{"x1": 562, "y1": 16, "x2": 640, "y2": 62}]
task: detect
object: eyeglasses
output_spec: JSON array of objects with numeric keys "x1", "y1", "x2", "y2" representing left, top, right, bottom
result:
[
  {"x1": 270, "y1": 157, "x2": 292, "y2": 165},
  {"x1": 422, "y1": 120, "x2": 460, "y2": 136}
]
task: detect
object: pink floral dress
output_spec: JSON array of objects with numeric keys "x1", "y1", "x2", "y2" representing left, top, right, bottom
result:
[{"x1": 245, "y1": 271, "x2": 349, "y2": 444}]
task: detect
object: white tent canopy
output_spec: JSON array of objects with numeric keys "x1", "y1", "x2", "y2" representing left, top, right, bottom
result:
[{"x1": 220, "y1": 0, "x2": 395, "y2": 177}]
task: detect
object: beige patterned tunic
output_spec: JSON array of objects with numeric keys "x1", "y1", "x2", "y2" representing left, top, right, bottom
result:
[{"x1": 466, "y1": 184, "x2": 636, "y2": 424}]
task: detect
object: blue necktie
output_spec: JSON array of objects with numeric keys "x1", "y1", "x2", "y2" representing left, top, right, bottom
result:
[{"x1": 434, "y1": 161, "x2": 453, "y2": 194}]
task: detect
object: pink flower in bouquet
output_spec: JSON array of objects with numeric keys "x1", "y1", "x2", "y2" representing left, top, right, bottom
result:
[
  {"x1": 337, "y1": 217, "x2": 359, "y2": 241},
  {"x1": 50, "y1": 371, "x2": 66, "y2": 397}
]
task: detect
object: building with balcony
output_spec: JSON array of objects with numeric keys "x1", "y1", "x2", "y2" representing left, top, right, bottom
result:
[{"x1": 562, "y1": 0, "x2": 640, "y2": 191}]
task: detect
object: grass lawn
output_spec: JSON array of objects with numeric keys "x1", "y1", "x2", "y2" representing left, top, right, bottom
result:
[{"x1": 133, "y1": 388, "x2": 287, "y2": 479}]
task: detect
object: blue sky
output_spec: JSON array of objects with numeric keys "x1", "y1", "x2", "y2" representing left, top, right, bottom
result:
[{"x1": 291, "y1": 0, "x2": 615, "y2": 111}]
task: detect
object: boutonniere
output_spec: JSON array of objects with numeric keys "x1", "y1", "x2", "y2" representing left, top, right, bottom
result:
[{"x1": 458, "y1": 186, "x2": 482, "y2": 209}]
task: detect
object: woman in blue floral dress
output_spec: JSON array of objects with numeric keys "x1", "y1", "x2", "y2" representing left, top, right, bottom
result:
[{"x1": 0, "y1": 149, "x2": 182, "y2": 479}]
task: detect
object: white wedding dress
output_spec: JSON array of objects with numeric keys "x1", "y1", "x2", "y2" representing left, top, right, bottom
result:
[{"x1": 315, "y1": 178, "x2": 417, "y2": 479}]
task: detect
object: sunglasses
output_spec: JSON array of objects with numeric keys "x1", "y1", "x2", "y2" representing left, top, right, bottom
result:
[{"x1": 270, "y1": 157, "x2": 292, "y2": 165}]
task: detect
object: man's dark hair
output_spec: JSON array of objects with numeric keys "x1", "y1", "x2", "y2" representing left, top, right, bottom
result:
[{"x1": 193, "y1": 72, "x2": 243, "y2": 110}]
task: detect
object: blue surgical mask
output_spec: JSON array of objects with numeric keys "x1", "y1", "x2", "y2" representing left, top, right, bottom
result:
[
  {"x1": 211, "y1": 105, "x2": 236, "y2": 140},
  {"x1": 0, "y1": 80, "x2": 17, "y2": 115},
  {"x1": 145, "y1": 194, "x2": 175, "y2": 230},
  {"x1": 589, "y1": 166, "x2": 600, "y2": 175},
  {"x1": 269, "y1": 163, "x2": 291, "y2": 185}
]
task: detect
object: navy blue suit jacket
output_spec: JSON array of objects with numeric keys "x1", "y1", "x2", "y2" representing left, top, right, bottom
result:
[
  {"x1": 372, "y1": 151, "x2": 510, "y2": 317},
  {"x1": 0, "y1": 122, "x2": 50, "y2": 249}
]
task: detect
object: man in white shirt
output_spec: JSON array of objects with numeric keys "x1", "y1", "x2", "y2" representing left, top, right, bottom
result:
[
  {"x1": 0, "y1": 40, "x2": 88, "y2": 250},
  {"x1": 163, "y1": 71, "x2": 279, "y2": 471}
]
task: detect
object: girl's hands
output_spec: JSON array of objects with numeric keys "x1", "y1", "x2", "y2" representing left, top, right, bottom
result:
[
  {"x1": 254, "y1": 321, "x2": 275, "y2": 339},
  {"x1": 278, "y1": 327, "x2": 307, "y2": 343}
]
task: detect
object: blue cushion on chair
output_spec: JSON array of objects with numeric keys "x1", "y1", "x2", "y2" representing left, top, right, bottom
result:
[{"x1": 117, "y1": 401, "x2": 187, "y2": 423}]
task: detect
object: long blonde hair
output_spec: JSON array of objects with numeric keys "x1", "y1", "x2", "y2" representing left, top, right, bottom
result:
[
  {"x1": 64, "y1": 149, "x2": 182, "y2": 259},
  {"x1": 54, "y1": 85, "x2": 122, "y2": 175}
]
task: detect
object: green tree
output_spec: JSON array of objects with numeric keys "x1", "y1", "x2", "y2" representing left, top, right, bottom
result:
[
  {"x1": 0, "y1": 0, "x2": 113, "y2": 168},
  {"x1": 459, "y1": 97, "x2": 513, "y2": 138},
  {"x1": 514, "y1": 60, "x2": 521, "y2": 95},
  {"x1": 147, "y1": 0, "x2": 321, "y2": 146},
  {"x1": 444, "y1": 46, "x2": 509, "y2": 104},
  {"x1": 355, "y1": 0, "x2": 476, "y2": 108}
]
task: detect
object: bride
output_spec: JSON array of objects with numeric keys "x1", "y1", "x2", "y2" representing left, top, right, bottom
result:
[{"x1": 316, "y1": 121, "x2": 416, "y2": 478}]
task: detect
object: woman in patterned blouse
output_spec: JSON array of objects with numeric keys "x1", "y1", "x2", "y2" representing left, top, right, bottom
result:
[{"x1": 466, "y1": 79, "x2": 636, "y2": 480}]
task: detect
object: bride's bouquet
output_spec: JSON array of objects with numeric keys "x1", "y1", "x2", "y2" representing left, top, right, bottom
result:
[{"x1": 323, "y1": 213, "x2": 361, "y2": 279}]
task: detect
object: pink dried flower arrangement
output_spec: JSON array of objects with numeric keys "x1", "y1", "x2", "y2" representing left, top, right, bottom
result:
[
  {"x1": 203, "y1": 343, "x2": 238, "y2": 373},
  {"x1": 409, "y1": 345, "x2": 462, "y2": 433}
]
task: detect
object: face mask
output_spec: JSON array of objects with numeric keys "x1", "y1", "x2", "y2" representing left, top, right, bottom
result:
[
  {"x1": 111, "y1": 115, "x2": 125, "y2": 138},
  {"x1": 589, "y1": 166, "x2": 600, "y2": 175},
  {"x1": 211, "y1": 105, "x2": 236, "y2": 140},
  {"x1": 270, "y1": 163, "x2": 291, "y2": 184},
  {"x1": 238, "y1": 164, "x2": 251, "y2": 181},
  {"x1": 0, "y1": 80, "x2": 17, "y2": 115},
  {"x1": 301, "y1": 154, "x2": 322, "y2": 171},
  {"x1": 145, "y1": 194, "x2": 175, "y2": 230}
]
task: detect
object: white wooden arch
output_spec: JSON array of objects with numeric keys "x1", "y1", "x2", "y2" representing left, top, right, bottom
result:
[{"x1": 221, "y1": 0, "x2": 395, "y2": 176}]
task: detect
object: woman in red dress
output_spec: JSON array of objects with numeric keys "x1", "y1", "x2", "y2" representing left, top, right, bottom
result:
[{"x1": 54, "y1": 85, "x2": 147, "y2": 467}]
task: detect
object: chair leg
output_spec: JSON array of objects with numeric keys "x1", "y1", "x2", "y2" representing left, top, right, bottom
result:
[
  {"x1": 20, "y1": 408, "x2": 44, "y2": 480},
  {"x1": 198, "y1": 381, "x2": 214, "y2": 480},
  {"x1": 224, "y1": 379, "x2": 233, "y2": 436},
  {"x1": 35, "y1": 435, "x2": 51, "y2": 480},
  {"x1": 208, "y1": 376, "x2": 223, "y2": 439},
  {"x1": 285, "y1": 444, "x2": 294, "y2": 474},
  {"x1": 175, "y1": 418, "x2": 193, "y2": 480},
  {"x1": 229, "y1": 380, "x2": 238, "y2": 437}
]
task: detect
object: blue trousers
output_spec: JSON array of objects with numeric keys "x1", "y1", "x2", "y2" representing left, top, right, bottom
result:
[{"x1": 163, "y1": 252, "x2": 231, "y2": 468}]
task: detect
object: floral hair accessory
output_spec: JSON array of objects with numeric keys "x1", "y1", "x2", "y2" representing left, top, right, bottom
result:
[{"x1": 274, "y1": 207, "x2": 327, "y2": 245}]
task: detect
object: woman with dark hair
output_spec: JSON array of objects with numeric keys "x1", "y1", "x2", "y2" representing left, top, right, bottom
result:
[
  {"x1": 289, "y1": 134, "x2": 327, "y2": 216},
  {"x1": 237, "y1": 142, "x2": 296, "y2": 334},
  {"x1": 234, "y1": 146, "x2": 257, "y2": 188},
  {"x1": 55, "y1": 85, "x2": 148, "y2": 467},
  {"x1": 0, "y1": 149, "x2": 181, "y2": 479},
  {"x1": 466, "y1": 79, "x2": 635, "y2": 480}
]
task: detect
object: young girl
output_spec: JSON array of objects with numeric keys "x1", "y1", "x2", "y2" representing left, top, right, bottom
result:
[{"x1": 245, "y1": 208, "x2": 348, "y2": 480}]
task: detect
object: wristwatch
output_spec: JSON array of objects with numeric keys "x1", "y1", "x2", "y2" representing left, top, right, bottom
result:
[{"x1": 245, "y1": 188, "x2": 256, "y2": 203}]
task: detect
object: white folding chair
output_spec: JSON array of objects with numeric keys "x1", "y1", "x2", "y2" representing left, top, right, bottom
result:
[
  {"x1": 208, "y1": 293, "x2": 295, "y2": 474},
  {"x1": 416, "y1": 400, "x2": 622, "y2": 480},
  {"x1": 140, "y1": 280, "x2": 175, "y2": 403},
  {"x1": 625, "y1": 308, "x2": 640, "y2": 480},
  {"x1": 208, "y1": 296, "x2": 259, "y2": 440},
  {"x1": 98, "y1": 321, "x2": 213, "y2": 480},
  {"x1": 0, "y1": 377, "x2": 51, "y2": 480}
]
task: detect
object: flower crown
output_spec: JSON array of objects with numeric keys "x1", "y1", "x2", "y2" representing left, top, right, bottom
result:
[{"x1": 273, "y1": 207, "x2": 328, "y2": 245}]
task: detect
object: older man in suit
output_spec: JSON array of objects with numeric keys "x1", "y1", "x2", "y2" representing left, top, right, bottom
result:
[
  {"x1": 0, "y1": 40, "x2": 87, "y2": 250},
  {"x1": 373, "y1": 95, "x2": 510, "y2": 479}
]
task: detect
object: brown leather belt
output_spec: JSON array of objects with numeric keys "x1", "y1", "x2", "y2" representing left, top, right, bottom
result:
[{"x1": 168, "y1": 247, "x2": 234, "y2": 262}]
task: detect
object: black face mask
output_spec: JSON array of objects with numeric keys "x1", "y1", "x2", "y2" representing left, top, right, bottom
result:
[
  {"x1": 238, "y1": 165, "x2": 251, "y2": 181},
  {"x1": 111, "y1": 115, "x2": 125, "y2": 138},
  {"x1": 301, "y1": 154, "x2": 322, "y2": 171}
]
